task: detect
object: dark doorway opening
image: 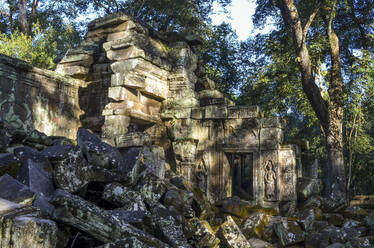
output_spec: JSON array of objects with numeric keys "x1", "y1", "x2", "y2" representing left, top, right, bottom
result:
[{"x1": 227, "y1": 153, "x2": 254, "y2": 200}]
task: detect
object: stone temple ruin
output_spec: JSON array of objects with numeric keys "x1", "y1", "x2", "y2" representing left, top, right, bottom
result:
[{"x1": 0, "y1": 13, "x2": 302, "y2": 208}]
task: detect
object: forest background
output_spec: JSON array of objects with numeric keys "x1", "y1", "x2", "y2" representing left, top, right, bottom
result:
[{"x1": 0, "y1": 0, "x2": 373, "y2": 200}]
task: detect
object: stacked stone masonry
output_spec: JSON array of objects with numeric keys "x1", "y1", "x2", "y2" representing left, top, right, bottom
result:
[{"x1": 0, "y1": 12, "x2": 301, "y2": 208}]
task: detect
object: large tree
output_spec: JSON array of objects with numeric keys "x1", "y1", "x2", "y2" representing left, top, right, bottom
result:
[{"x1": 262, "y1": 0, "x2": 347, "y2": 199}]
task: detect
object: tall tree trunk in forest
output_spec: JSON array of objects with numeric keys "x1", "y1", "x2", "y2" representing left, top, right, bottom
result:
[
  {"x1": 274, "y1": 0, "x2": 346, "y2": 200},
  {"x1": 19, "y1": 0, "x2": 29, "y2": 34}
]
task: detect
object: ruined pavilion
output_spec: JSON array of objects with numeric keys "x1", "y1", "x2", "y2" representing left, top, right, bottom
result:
[{"x1": 0, "y1": 13, "x2": 302, "y2": 208}]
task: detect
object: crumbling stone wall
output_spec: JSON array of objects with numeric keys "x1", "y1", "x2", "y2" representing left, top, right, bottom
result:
[
  {"x1": 0, "y1": 12, "x2": 299, "y2": 207},
  {"x1": 0, "y1": 55, "x2": 83, "y2": 139}
]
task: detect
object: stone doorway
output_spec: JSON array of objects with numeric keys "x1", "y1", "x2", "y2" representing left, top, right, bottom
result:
[{"x1": 227, "y1": 153, "x2": 254, "y2": 200}]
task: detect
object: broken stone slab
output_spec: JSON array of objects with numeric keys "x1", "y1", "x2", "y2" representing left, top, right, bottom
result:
[
  {"x1": 314, "y1": 220, "x2": 329, "y2": 232},
  {"x1": 163, "y1": 188, "x2": 195, "y2": 218},
  {"x1": 216, "y1": 216, "x2": 252, "y2": 248},
  {"x1": 96, "y1": 237, "x2": 158, "y2": 248},
  {"x1": 151, "y1": 204, "x2": 191, "y2": 247},
  {"x1": 188, "y1": 218, "x2": 220, "y2": 248},
  {"x1": 55, "y1": 64, "x2": 90, "y2": 80},
  {"x1": 305, "y1": 233, "x2": 329, "y2": 248},
  {"x1": 87, "y1": 13, "x2": 131, "y2": 31},
  {"x1": 215, "y1": 196, "x2": 256, "y2": 219},
  {"x1": 51, "y1": 189, "x2": 168, "y2": 246},
  {"x1": 40, "y1": 144, "x2": 74, "y2": 163},
  {"x1": 343, "y1": 219, "x2": 363, "y2": 228},
  {"x1": 343, "y1": 206, "x2": 368, "y2": 222},
  {"x1": 301, "y1": 195, "x2": 323, "y2": 210},
  {"x1": 108, "y1": 209, "x2": 153, "y2": 234},
  {"x1": 323, "y1": 213, "x2": 345, "y2": 227},
  {"x1": 77, "y1": 128, "x2": 128, "y2": 173},
  {"x1": 17, "y1": 159, "x2": 55, "y2": 200},
  {"x1": 54, "y1": 146, "x2": 124, "y2": 193},
  {"x1": 0, "y1": 198, "x2": 24, "y2": 214},
  {"x1": 0, "y1": 199, "x2": 58, "y2": 248},
  {"x1": 326, "y1": 243, "x2": 345, "y2": 248},
  {"x1": 296, "y1": 177, "x2": 323, "y2": 201},
  {"x1": 346, "y1": 237, "x2": 372, "y2": 248},
  {"x1": 321, "y1": 225, "x2": 350, "y2": 244},
  {"x1": 274, "y1": 220, "x2": 305, "y2": 246},
  {"x1": 248, "y1": 238, "x2": 272, "y2": 248},
  {"x1": 0, "y1": 174, "x2": 35, "y2": 205},
  {"x1": 241, "y1": 212, "x2": 269, "y2": 239},
  {"x1": 102, "y1": 182, "x2": 147, "y2": 211},
  {"x1": 53, "y1": 146, "x2": 93, "y2": 192},
  {"x1": 297, "y1": 208, "x2": 315, "y2": 232},
  {"x1": 135, "y1": 173, "x2": 168, "y2": 207},
  {"x1": 13, "y1": 146, "x2": 52, "y2": 173},
  {"x1": 0, "y1": 129, "x2": 10, "y2": 152},
  {"x1": 320, "y1": 193, "x2": 347, "y2": 213},
  {"x1": 0, "y1": 153, "x2": 21, "y2": 177}
]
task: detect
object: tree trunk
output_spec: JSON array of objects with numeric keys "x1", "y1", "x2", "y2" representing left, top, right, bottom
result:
[
  {"x1": 30, "y1": 0, "x2": 39, "y2": 32},
  {"x1": 19, "y1": 0, "x2": 29, "y2": 34},
  {"x1": 275, "y1": 0, "x2": 346, "y2": 199}
]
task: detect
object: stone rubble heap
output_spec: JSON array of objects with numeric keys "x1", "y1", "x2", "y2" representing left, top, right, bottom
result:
[{"x1": 1, "y1": 113, "x2": 374, "y2": 248}]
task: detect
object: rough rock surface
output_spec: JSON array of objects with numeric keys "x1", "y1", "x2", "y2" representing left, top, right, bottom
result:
[
  {"x1": 51, "y1": 189, "x2": 167, "y2": 246},
  {"x1": 216, "y1": 216, "x2": 252, "y2": 248},
  {"x1": 0, "y1": 198, "x2": 58, "y2": 248}
]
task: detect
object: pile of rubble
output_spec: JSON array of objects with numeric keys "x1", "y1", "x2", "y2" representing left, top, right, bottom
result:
[{"x1": 1, "y1": 113, "x2": 374, "y2": 248}]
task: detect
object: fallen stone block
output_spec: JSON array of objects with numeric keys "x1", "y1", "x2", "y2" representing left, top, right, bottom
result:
[
  {"x1": 40, "y1": 144, "x2": 74, "y2": 163},
  {"x1": 17, "y1": 159, "x2": 55, "y2": 200},
  {"x1": 164, "y1": 188, "x2": 195, "y2": 218},
  {"x1": 298, "y1": 208, "x2": 315, "y2": 231},
  {"x1": 321, "y1": 225, "x2": 350, "y2": 244},
  {"x1": 151, "y1": 204, "x2": 191, "y2": 247},
  {"x1": 51, "y1": 189, "x2": 167, "y2": 246},
  {"x1": 13, "y1": 146, "x2": 52, "y2": 172},
  {"x1": 77, "y1": 128, "x2": 129, "y2": 173},
  {"x1": 135, "y1": 173, "x2": 168, "y2": 207},
  {"x1": 102, "y1": 182, "x2": 147, "y2": 211},
  {"x1": 216, "y1": 216, "x2": 251, "y2": 248},
  {"x1": 0, "y1": 153, "x2": 21, "y2": 177},
  {"x1": 188, "y1": 218, "x2": 220, "y2": 248},
  {"x1": 54, "y1": 146, "x2": 93, "y2": 192},
  {"x1": 241, "y1": 212, "x2": 269, "y2": 239},
  {"x1": 96, "y1": 237, "x2": 158, "y2": 248},
  {"x1": 305, "y1": 232, "x2": 329, "y2": 248},
  {"x1": 108, "y1": 209, "x2": 153, "y2": 234},
  {"x1": 0, "y1": 129, "x2": 10, "y2": 152},
  {"x1": 296, "y1": 177, "x2": 322, "y2": 201},
  {"x1": 0, "y1": 174, "x2": 35, "y2": 205},
  {"x1": 274, "y1": 220, "x2": 305, "y2": 246},
  {"x1": 0, "y1": 198, "x2": 58, "y2": 248},
  {"x1": 248, "y1": 238, "x2": 272, "y2": 248}
]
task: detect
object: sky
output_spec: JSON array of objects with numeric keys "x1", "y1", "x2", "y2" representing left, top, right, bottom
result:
[{"x1": 210, "y1": 0, "x2": 257, "y2": 41}]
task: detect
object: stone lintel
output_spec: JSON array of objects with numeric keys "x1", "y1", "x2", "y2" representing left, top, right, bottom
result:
[
  {"x1": 227, "y1": 106, "x2": 260, "y2": 119},
  {"x1": 126, "y1": 109, "x2": 160, "y2": 124},
  {"x1": 115, "y1": 132, "x2": 152, "y2": 148},
  {"x1": 203, "y1": 106, "x2": 228, "y2": 119},
  {"x1": 88, "y1": 14, "x2": 131, "y2": 31},
  {"x1": 0, "y1": 54, "x2": 83, "y2": 88},
  {"x1": 58, "y1": 53, "x2": 94, "y2": 65}
]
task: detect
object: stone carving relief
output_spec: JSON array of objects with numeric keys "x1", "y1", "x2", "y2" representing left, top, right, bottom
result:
[
  {"x1": 281, "y1": 165, "x2": 295, "y2": 200},
  {"x1": 264, "y1": 160, "x2": 277, "y2": 201},
  {"x1": 196, "y1": 152, "x2": 208, "y2": 193}
]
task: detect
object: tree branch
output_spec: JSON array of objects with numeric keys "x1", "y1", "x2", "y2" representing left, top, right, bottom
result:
[{"x1": 302, "y1": 1, "x2": 321, "y2": 42}]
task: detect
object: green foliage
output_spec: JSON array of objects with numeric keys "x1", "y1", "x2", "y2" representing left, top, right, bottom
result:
[
  {"x1": 0, "y1": 23, "x2": 57, "y2": 69},
  {"x1": 0, "y1": 21, "x2": 80, "y2": 69},
  {"x1": 200, "y1": 23, "x2": 241, "y2": 95},
  {"x1": 241, "y1": 0, "x2": 374, "y2": 195}
]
